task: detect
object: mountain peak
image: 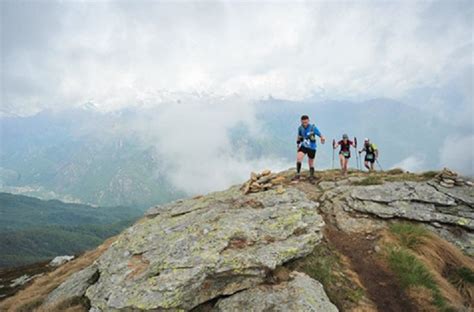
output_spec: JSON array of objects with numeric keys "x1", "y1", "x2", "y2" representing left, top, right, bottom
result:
[{"x1": 2, "y1": 169, "x2": 473, "y2": 311}]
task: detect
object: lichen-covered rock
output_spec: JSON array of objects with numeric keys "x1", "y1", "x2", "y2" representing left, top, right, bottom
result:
[
  {"x1": 214, "y1": 272, "x2": 338, "y2": 312},
  {"x1": 316, "y1": 179, "x2": 474, "y2": 254},
  {"x1": 43, "y1": 265, "x2": 98, "y2": 308},
  {"x1": 429, "y1": 181, "x2": 474, "y2": 207},
  {"x1": 351, "y1": 182, "x2": 456, "y2": 206},
  {"x1": 349, "y1": 182, "x2": 474, "y2": 230},
  {"x1": 85, "y1": 187, "x2": 324, "y2": 311}
]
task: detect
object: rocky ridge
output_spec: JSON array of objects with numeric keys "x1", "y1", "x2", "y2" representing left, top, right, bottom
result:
[{"x1": 3, "y1": 169, "x2": 473, "y2": 312}]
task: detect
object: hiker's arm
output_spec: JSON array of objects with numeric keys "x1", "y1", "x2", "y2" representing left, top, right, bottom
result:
[
  {"x1": 296, "y1": 130, "x2": 303, "y2": 149},
  {"x1": 333, "y1": 141, "x2": 339, "y2": 149},
  {"x1": 314, "y1": 126, "x2": 325, "y2": 144},
  {"x1": 296, "y1": 132, "x2": 303, "y2": 145}
]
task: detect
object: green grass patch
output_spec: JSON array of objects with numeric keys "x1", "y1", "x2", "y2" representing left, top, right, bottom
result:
[
  {"x1": 286, "y1": 243, "x2": 367, "y2": 310},
  {"x1": 288, "y1": 244, "x2": 337, "y2": 285},
  {"x1": 421, "y1": 171, "x2": 439, "y2": 179},
  {"x1": 387, "y1": 247, "x2": 446, "y2": 309},
  {"x1": 389, "y1": 223, "x2": 429, "y2": 249},
  {"x1": 352, "y1": 176, "x2": 384, "y2": 186},
  {"x1": 386, "y1": 168, "x2": 405, "y2": 175},
  {"x1": 448, "y1": 266, "x2": 474, "y2": 285}
]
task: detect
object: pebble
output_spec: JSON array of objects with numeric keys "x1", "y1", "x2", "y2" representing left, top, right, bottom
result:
[{"x1": 440, "y1": 181, "x2": 454, "y2": 188}]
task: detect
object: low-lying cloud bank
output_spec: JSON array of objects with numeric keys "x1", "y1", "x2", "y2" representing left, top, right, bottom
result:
[
  {"x1": 126, "y1": 95, "x2": 292, "y2": 193},
  {"x1": 439, "y1": 135, "x2": 474, "y2": 176},
  {"x1": 1, "y1": 0, "x2": 473, "y2": 191}
]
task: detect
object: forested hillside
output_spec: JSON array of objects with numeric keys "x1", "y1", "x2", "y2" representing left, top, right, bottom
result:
[{"x1": 0, "y1": 193, "x2": 141, "y2": 267}]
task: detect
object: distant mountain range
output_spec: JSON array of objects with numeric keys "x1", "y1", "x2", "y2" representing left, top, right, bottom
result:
[
  {"x1": 0, "y1": 108, "x2": 184, "y2": 207},
  {"x1": 1, "y1": 97, "x2": 469, "y2": 207},
  {"x1": 0, "y1": 192, "x2": 142, "y2": 268}
]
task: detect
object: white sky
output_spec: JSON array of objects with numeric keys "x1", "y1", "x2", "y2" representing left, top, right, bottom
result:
[
  {"x1": 1, "y1": 0, "x2": 472, "y2": 115},
  {"x1": 1, "y1": 0, "x2": 473, "y2": 184}
]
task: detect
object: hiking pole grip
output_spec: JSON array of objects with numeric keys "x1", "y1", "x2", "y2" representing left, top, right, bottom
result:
[{"x1": 332, "y1": 139, "x2": 335, "y2": 169}]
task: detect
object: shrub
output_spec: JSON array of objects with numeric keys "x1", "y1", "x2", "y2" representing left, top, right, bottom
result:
[
  {"x1": 389, "y1": 223, "x2": 429, "y2": 249},
  {"x1": 387, "y1": 247, "x2": 446, "y2": 308},
  {"x1": 352, "y1": 176, "x2": 384, "y2": 186},
  {"x1": 386, "y1": 168, "x2": 405, "y2": 175}
]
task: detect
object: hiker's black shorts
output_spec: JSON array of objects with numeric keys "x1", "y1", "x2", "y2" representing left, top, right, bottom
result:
[
  {"x1": 365, "y1": 154, "x2": 376, "y2": 163},
  {"x1": 298, "y1": 146, "x2": 316, "y2": 159},
  {"x1": 339, "y1": 151, "x2": 351, "y2": 159}
]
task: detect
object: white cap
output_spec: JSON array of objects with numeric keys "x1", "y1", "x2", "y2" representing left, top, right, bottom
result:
[{"x1": 364, "y1": 138, "x2": 369, "y2": 142}]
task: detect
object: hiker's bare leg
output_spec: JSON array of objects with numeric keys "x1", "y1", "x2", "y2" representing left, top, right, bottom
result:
[
  {"x1": 297, "y1": 151, "x2": 305, "y2": 163},
  {"x1": 296, "y1": 151, "x2": 305, "y2": 176},
  {"x1": 365, "y1": 161, "x2": 371, "y2": 171},
  {"x1": 308, "y1": 158, "x2": 315, "y2": 181},
  {"x1": 339, "y1": 154, "x2": 347, "y2": 175}
]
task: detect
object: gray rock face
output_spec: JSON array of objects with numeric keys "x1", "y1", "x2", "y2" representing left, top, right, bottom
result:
[
  {"x1": 351, "y1": 182, "x2": 456, "y2": 206},
  {"x1": 9, "y1": 275, "x2": 34, "y2": 288},
  {"x1": 319, "y1": 180, "x2": 474, "y2": 254},
  {"x1": 40, "y1": 173, "x2": 473, "y2": 311},
  {"x1": 85, "y1": 187, "x2": 324, "y2": 311},
  {"x1": 49, "y1": 255, "x2": 75, "y2": 267},
  {"x1": 214, "y1": 272, "x2": 338, "y2": 312},
  {"x1": 350, "y1": 182, "x2": 474, "y2": 230},
  {"x1": 43, "y1": 265, "x2": 98, "y2": 308}
]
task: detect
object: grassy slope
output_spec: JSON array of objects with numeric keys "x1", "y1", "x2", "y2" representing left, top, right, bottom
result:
[{"x1": 0, "y1": 193, "x2": 142, "y2": 268}]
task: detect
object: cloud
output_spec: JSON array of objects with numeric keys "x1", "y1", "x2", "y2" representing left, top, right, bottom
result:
[
  {"x1": 1, "y1": 0, "x2": 472, "y2": 189},
  {"x1": 439, "y1": 135, "x2": 474, "y2": 176},
  {"x1": 1, "y1": 0, "x2": 472, "y2": 115},
  {"x1": 392, "y1": 155, "x2": 427, "y2": 173},
  {"x1": 121, "y1": 94, "x2": 292, "y2": 193}
]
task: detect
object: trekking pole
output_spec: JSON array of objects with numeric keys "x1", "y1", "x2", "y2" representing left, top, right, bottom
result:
[
  {"x1": 332, "y1": 139, "x2": 335, "y2": 169},
  {"x1": 376, "y1": 159, "x2": 383, "y2": 171},
  {"x1": 354, "y1": 137, "x2": 359, "y2": 171}
]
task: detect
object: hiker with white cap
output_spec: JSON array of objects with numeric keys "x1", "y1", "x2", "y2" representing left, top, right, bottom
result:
[
  {"x1": 333, "y1": 134, "x2": 355, "y2": 176},
  {"x1": 359, "y1": 138, "x2": 379, "y2": 171}
]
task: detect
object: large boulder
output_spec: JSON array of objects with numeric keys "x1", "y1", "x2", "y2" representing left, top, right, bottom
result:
[
  {"x1": 349, "y1": 182, "x2": 474, "y2": 230},
  {"x1": 214, "y1": 271, "x2": 338, "y2": 312},
  {"x1": 43, "y1": 265, "x2": 99, "y2": 308},
  {"x1": 85, "y1": 187, "x2": 324, "y2": 311},
  {"x1": 319, "y1": 180, "x2": 474, "y2": 255}
]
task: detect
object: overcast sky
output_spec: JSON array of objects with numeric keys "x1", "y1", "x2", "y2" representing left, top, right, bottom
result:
[
  {"x1": 1, "y1": 0, "x2": 472, "y2": 113},
  {"x1": 1, "y1": 0, "x2": 473, "y2": 180}
]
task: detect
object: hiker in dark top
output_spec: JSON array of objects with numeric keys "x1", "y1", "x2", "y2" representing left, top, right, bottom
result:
[
  {"x1": 294, "y1": 115, "x2": 326, "y2": 183},
  {"x1": 333, "y1": 134, "x2": 355, "y2": 176},
  {"x1": 359, "y1": 138, "x2": 379, "y2": 171}
]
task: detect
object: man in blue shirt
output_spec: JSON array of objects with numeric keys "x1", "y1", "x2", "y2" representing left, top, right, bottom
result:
[{"x1": 295, "y1": 115, "x2": 326, "y2": 182}]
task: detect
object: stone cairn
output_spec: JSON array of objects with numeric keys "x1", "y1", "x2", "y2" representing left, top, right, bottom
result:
[
  {"x1": 435, "y1": 168, "x2": 472, "y2": 188},
  {"x1": 241, "y1": 170, "x2": 286, "y2": 194}
]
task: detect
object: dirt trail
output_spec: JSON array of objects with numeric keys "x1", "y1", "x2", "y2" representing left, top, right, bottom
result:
[
  {"x1": 295, "y1": 181, "x2": 417, "y2": 312},
  {"x1": 325, "y1": 226, "x2": 417, "y2": 312}
]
